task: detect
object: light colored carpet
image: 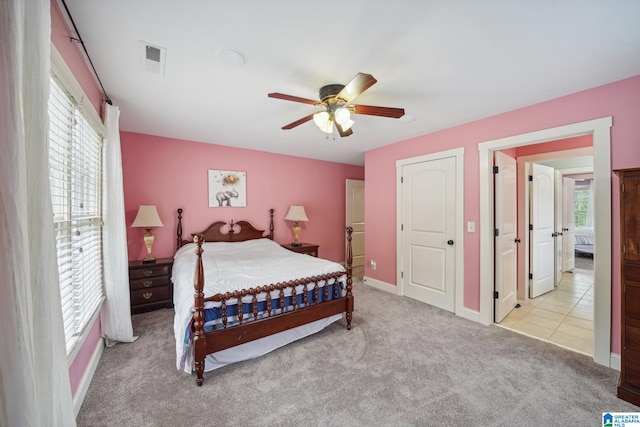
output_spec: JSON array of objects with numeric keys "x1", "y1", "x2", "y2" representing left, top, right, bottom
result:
[{"x1": 77, "y1": 280, "x2": 638, "y2": 426}]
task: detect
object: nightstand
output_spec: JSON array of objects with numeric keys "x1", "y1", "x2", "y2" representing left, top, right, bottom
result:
[
  {"x1": 128, "y1": 257, "x2": 173, "y2": 314},
  {"x1": 281, "y1": 242, "x2": 319, "y2": 257}
]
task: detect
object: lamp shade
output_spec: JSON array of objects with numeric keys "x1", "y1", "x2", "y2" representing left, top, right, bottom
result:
[
  {"x1": 284, "y1": 205, "x2": 309, "y2": 222},
  {"x1": 131, "y1": 205, "x2": 164, "y2": 228}
]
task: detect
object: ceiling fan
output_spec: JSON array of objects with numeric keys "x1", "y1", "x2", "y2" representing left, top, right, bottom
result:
[{"x1": 268, "y1": 73, "x2": 405, "y2": 137}]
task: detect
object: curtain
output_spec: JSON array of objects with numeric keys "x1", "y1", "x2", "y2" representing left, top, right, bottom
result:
[
  {"x1": 0, "y1": 0, "x2": 76, "y2": 425},
  {"x1": 101, "y1": 103, "x2": 137, "y2": 345},
  {"x1": 586, "y1": 178, "x2": 595, "y2": 228}
]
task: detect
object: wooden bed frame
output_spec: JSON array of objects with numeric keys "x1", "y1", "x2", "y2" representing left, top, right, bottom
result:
[{"x1": 176, "y1": 208, "x2": 354, "y2": 386}]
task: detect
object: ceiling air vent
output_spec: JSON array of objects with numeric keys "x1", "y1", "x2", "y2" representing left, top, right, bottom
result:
[
  {"x1": 146, "y1": 45, "x2": 160, "y2": 62},
  {"x1": 140, "y1": 41, "x2": 166, "y2": 75}
]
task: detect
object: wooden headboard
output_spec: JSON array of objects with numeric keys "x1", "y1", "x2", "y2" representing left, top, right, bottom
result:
[{"x1": 176, "y1": 208, "x2": 275, "y2": 249}]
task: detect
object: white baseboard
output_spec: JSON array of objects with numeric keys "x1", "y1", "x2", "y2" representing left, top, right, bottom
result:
[
  {"x1": 610, "y1": 352, "x2": 621, "y2": 372},
  {"x1": 362, "y1": 276, "x2": 397, "y2": 294},
  {"x1": 463, "y1": 308, "x2": 481, "y2": 323},
  {"x1": 73, "y1": 337, "x2": 104, "y2": 416}
]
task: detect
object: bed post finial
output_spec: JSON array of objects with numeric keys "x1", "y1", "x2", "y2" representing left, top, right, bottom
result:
[
  {"x1": 228, "y1": 219, "x2": 235, "y2": 240},
  {"x1": 177, "y1": 208, "x2": 183, "y2": 250},
  {"x1": 269, "y1": 208, "x2": 274, "y2": 240},
  {"x1": 345, "y1": 226, "x2": 354, "y2": 330},
  {"x1": 193, "y1": 233, "x2": 205, "y2": 386}
]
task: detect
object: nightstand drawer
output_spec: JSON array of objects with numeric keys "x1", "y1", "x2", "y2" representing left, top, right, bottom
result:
[
  {"x1": 130, "y1": 275, "x2": 170, "y2": 290},
  {"x1": 129, "y1": 257, "x2": 174, "y2": 314},
  {"x1": 130, "y1": 286, "x2": 171, "y2": 306},
  {"x1": 129, "y1": 264, "x2": 171, "y2": 279}
]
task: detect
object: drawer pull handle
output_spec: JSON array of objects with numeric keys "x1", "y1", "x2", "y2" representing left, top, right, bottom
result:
[
  {"x1": 143, "y1": 269, "x2": 153, "y2": 276},
  {"x1": 142, "y1": 292, "x2": 153, "y2": 300},
  {"x1": 143, "y1": 280, "x2": 153, "y2": 287}
]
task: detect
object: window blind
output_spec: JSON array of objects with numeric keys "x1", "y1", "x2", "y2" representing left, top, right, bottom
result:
[{"x1": 48, "y1": 76, "x2": 104, "y2": 355}]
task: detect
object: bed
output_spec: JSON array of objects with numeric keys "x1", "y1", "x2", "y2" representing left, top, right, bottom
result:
[
  {"x1": 574, "y1": 227, "x2": 594, "y2": 256},
  {"x1": 173, "y1": 208, "x2": 354, "y2": 386}
]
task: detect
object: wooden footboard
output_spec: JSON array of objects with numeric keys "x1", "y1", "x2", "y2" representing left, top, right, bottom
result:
[{"x1": 191, "y1": 227, "x2": 354, "y2": 386}]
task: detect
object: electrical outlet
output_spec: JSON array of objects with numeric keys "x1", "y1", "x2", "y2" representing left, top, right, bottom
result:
[{"x1": 370, "y1": 260, "x2": 376, "y2": 270}]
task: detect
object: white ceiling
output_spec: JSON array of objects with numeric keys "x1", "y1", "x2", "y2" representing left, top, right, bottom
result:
[{"x1": 63, "y1": 0, "x2": 640, "y2": 166}]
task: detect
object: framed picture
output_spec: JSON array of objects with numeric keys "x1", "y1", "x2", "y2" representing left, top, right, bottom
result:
[{"x1": 208, "y1": 170, "x2": 247, "y2": 207}]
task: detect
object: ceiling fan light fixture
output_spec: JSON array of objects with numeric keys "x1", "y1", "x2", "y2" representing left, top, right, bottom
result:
[
  {"x1": 325, "y1": 119, "x2": 334, "y2": 133},
  {"x1": 269, "y1": 73, "x2": 404, "y2": 137},
  {"x1": 333, "y1": 107, "x2": 351, "y2": 125},
  {"x1": 313, "y1": 111, "x2": 329, "y2": 127},
  {"x1": 341, "y1": 118, "x2": 355, "y2": 131},
  {"x1": 313, "y1": 111, "x2": 333, "y2": 133}
]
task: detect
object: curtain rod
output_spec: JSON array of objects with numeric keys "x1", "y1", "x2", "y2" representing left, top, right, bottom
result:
[{"x1": 60, "y1": 0, "x2": 112, "y2": 105}]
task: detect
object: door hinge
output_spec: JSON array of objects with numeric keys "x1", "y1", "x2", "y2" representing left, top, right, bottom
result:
[
  {"x1": 401, "y1": 271, "x2": 404, "y2": 278},
  {"x1": 528, "y1": 175, "x2": 533, "y2": 182},
  {"x1": 493, "y1": 166, "x2": 499, "y2": 174},
  {"x1": 401, "y1": 176, "x2": 404, "y2": 183},
  {"x1": 623, "y1": 244, "x2": 626, "y2": 253},
  {"x1": 493, "y1": 291, "x2": 499, "y2": 299},
  {"x1": 622, "y1": 183, "x2": 624, "y2": 192},
  {"x1": 529, "y1": 273, "x2": 533, "y2": 280},
  {"x1": 401, "y1": 224, "x2": 404, "y2": 231},
  {"x1": 494, "y1": 228, "x2": 499, "y2": 237},
  {"x1": 529, "y1": 224, "x2": 533, "y2": 230}
]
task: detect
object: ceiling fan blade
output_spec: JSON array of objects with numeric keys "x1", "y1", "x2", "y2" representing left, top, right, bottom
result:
[
  {"x1": 268, "y1": 93, "x2": 319, "y2": 105},
  {"x1": 282, "y1": 113, "x2": 315, "y2": 130},
  {"x1": 336, "y1": 123, "x2": 354, "y2": 137},
  {"x1": 335, "y1": 73, "x2": 377, "y2": 104},
  {"x1": 352, "y1": 104, "x2": 405, "y2": 119}
]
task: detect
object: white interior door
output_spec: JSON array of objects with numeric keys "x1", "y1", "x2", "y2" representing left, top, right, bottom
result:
[
  {"x1": 494, "y1": 152, "x2": 517, "y2": 322},
  {"x1": 554, "y1": 170, "x2": 563, "y2": 286},
  {"x1": 530, "y1": 163, "x2": 555, "y2": 298},
  {"x1": 346, "y1": 179, "x2": 365, "y2": 268},
  {"x1": 401, "y1": 156, "x2": 456, "y2": 312},
  {"x1": 562, "y1": 177, "x2": 576, "y2": 271}
]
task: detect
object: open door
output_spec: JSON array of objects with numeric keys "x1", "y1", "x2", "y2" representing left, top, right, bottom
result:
[
  {"x1": 554, "y1": 170, "x2": 564, "y2": 286},
  {"x1": 530, "y1": 163, "x2": 555, "y2": 298},
  {"x1": 562, "y1": 177, "x2": 576, "y2": 271},
  {"x1": 494, "y1": 152, "x2": 517, "y2": 322},
  {"x1": 346, "y1": 179, "x2": 365, "y2": 269}
]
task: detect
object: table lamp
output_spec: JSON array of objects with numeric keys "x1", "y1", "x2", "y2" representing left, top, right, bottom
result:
[
  {"x1": 132, "y1": 205, "x2": 164, "y2": 263},
  {"x1": 285, "y1": 205, "x2": 309, "y2": 247}
]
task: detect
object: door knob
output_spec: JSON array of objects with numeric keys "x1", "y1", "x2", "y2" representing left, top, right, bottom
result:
[{"x1": 447, "y1": 240, "x2": 454, "y2": 246}]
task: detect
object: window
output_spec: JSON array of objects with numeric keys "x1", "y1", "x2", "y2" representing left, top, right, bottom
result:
[
  {"x1": 574, "y1": 186, "x2": 590, "y2": 228},
  {"x1": 48, "y1": 75, "x2": 104, "y2": 356}
]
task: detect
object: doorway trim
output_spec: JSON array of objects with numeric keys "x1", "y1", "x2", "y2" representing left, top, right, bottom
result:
[
  {"x1": 396, "y1": 147, "x2": 465, "y2": 317},
  {"x1": 478, "y1": 117, "x2": 612, "y2": 367}
]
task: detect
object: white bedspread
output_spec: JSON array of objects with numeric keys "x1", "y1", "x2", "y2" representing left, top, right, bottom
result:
[
  {"x1": 172, "y1": 238, "x2": 346, "y2": 372},
  {"x1": 574, "y1": 227, "x2": 594, "y2": 245}
]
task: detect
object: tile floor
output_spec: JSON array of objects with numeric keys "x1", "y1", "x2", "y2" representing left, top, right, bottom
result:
[{"x1": 498, "y1": 268, "x2": 594, "y2": 355}]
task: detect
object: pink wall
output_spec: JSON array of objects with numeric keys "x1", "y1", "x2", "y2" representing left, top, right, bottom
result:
[
  {"x1": 68, "y1": 318, "x2": 101, "y2": 394},
  {"x1": 51, "y1": 0, "x2": 104, "y2": 399},
  {"x1": 121, "y1": 132, "x2": 364, "y2": 263},
  {"x1": 365, "y1": 74, "x2": 640, "y2": 354}
]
